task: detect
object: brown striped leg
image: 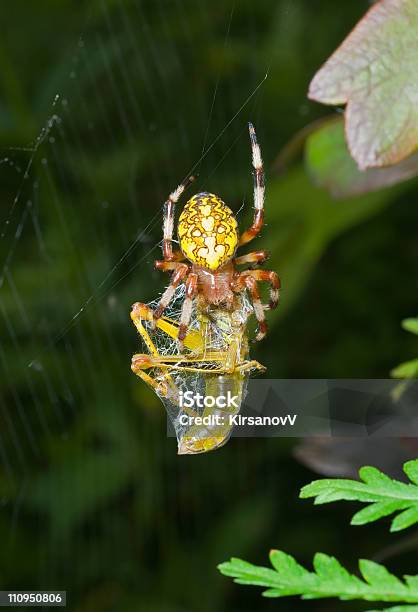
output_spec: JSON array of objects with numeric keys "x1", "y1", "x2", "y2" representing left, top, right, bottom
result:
[
  {"x1": 239, "y1": 123, "x2": 265, "y2": 247},
  {"x1": 178, "y1": 273, "x2": 198, "y2": 347},
  {"x1": 234, "y1": 250, "x2": 269, "y2": 267},
  {"x1": 154, "y1": 259, "x2": 186, "y2": 273},
  {"x1": 245, "y1": 269, "x2": 281, "y2": 309},
  {"x1": 152, "y1": 263, "x2": 189, "y2": 326},
  {"x1": 243, "y1": 276, "x2": 268, "y2": 341},
  {"x1": 163, "y1": 176, "x2": 196, "y2": 261}
]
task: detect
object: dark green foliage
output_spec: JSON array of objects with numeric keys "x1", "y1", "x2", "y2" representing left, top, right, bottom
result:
[{"x1": 1, "y1": 1, "x2": 418, "y2": 611}]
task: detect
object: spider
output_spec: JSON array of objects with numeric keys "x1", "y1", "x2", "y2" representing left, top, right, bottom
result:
[
  {"x1": 143, "y1": 122, "x2": 280, "y2": 347},
  {"x1": 130, "y1": 124, "x2": 279, "y2": 453}
]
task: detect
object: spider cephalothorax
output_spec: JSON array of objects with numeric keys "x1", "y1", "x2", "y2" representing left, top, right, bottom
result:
[
  {"x1": 178, "y1": 192, "x2": 238, "y2": 270},
  {"x1": 146, "y1": 123, "x2": 280, "y2": 344}
]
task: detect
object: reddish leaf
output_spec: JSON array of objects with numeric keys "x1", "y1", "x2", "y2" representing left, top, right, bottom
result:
[{"x1": 309, "y1": 0, "x2": 418, "y2": 170}]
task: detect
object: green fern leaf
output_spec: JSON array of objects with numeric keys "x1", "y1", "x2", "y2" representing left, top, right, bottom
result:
[
  {"x1": 351, "y1": 500, "x2": 407, "y2": 526},
  {"x1": 402, "y1": 318, "x2": 418, "y2": 335},
  {"x1": 391, "y1": 359, "x2": 418, "y2": 379},
  {"x1": 391, "y1": 507, "x2": 418, "y2": 532},
  {"x1": 218, "y1": 552, "x2": 418, "y2": 604},
  {"x1": 300, "y1": 460, "x2": 418, "y2": 531},
  {"x1": 359, "y1": 559, "x2": 404, "y2": 590},
  {"x1": 367, "y1": 607, "x2": 418, "y2": 612},
  {"x1": 404, "y1": 461, "x2": 418, "y2": 485},
  {"x1": 406, "y1": 577, "x2": 418, "y2": 590}
]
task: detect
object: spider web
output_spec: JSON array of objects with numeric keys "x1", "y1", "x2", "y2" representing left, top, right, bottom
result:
[
  {"x1": 145, "y1": 284, "x2": 254, "y2": 357},
  {"x1": 0, "y1": 0, "x2": 275, "y2": 591},
  {"x1": 137, "y1": 284, "x2": 255, "y2": 454}
]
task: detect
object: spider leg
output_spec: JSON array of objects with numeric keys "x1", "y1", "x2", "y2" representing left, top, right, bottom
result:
[
  {"x1": 163, "y1": 175, "x2": 196, "y2": 261},
  {"x1": 232, "y1": 267, "x2": 279, "y2": 340},
  {"x1": 244, "y1": 268, "x2": 281, "y2": 309},
  {"x1": 243, "y1": 275, "x2": 268, "y2": 341},
  {"x1": 178, "y1": 272, "x2": 198, "y2": 346},
  {"x1": 234, "y1": 249, "x2": 269, "y2": 267},
  {"x1": 238, "y1": 123, "x2": 264, "y2": 247},
  {"x1": 152, "y1": 263, "x2": 189, "y2": 325},
  {"x1": 155, "y1": 260, "x2": 185, "y2": 272}
]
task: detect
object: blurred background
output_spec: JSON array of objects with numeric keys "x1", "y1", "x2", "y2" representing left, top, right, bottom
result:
[{"x1": 1, "y1": 0, "x2": 418, "y2": 610}]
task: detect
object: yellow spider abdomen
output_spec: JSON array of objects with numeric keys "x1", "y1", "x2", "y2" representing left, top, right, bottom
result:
[{"x1": 178, "y1": 192, "x2": 238, "y2": 270}]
